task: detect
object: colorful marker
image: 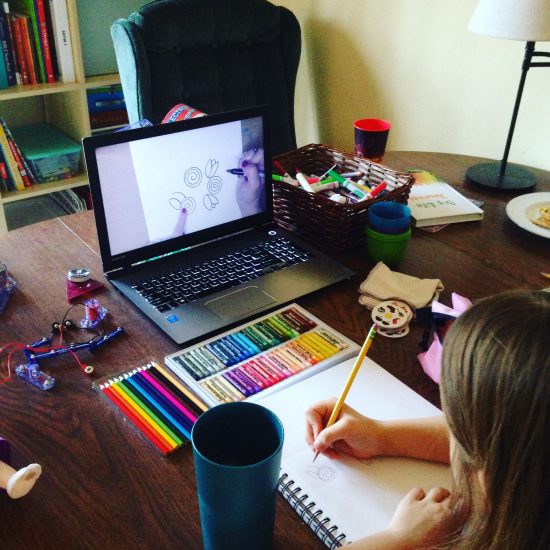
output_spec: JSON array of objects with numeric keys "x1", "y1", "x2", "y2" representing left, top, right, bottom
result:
[
  {"x1": 227, "y1": 168, "x2": 265, "y2": 176},
  {"x1": 328, "y1": 169, "x2": 366, "y2": 199},
  {"x1": 272, "y1": 173, "x2": 299, "y2": 186},
  {"x1": 295, "y1": 170, "x2": 315, "y2": 193},
  {"x1": 364, "y1": 181, "x2": 387, "y2": 200}
]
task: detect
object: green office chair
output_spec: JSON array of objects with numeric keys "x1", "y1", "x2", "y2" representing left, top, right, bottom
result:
[{"x1": 111, "y1": 0, "x2": 301, "y2": 155}]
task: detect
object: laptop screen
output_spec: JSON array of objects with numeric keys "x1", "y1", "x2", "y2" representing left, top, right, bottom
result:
[{"x1": 83, "y1": 106, "x2": 272, "y2": 273}]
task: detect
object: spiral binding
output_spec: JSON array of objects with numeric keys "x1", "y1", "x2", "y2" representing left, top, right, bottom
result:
[{"x1": 278, "y1": 473, "x2": 347, "y2": 549}]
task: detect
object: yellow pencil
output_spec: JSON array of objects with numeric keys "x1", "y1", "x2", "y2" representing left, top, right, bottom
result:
[{"x1": 313, "y1": 323, "x2": 378, "y2": 462}]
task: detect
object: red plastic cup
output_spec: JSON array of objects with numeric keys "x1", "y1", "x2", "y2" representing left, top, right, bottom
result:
[{"x1": 354, "y1": 118, "x2": 391, "y2": 163}]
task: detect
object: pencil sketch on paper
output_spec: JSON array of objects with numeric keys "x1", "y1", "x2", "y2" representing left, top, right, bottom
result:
[
  {"x1": 306, "y1": 465, "x2": 337, "y2": 483},
  {"x1": 203, "y1": 194, "x2": 220, "y2": 211},
  {"x1": 169, "y1": 192, "x2": 196, "y2": 214},
  {"x1": 207, "y1": 176, "x2": 223, "y2": 194},
  {"x1": 184, "y1": 166, "x2": 202, "y2": 188},
  {"x1": 205, "y1": 159, "x2": 219, "y2": 179}
]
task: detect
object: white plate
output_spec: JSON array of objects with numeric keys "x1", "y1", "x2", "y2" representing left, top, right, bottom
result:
[{"x1": 506, "y1": 192, "x2": 550, "y2": 239}]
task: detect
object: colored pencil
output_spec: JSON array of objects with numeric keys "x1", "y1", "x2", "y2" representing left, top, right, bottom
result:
[
  {"x1": 102, "y1": 386, "x2": 173, "y2": 455},
  {"x1": 110, "y1": 382, "x2": 181, "y2": 448},
  {"x1": 313, "y1": 324, "x2": 378, "y2": 462},
  {"x1": 148, "y1": 366, "x2": 205, "y2": 417}
]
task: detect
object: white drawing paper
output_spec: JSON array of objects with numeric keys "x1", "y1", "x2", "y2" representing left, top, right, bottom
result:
[{"x1": 129, "y1": 121, "x2": 244, "y2": 242}]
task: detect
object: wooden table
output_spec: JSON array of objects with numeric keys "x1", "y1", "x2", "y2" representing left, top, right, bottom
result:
[{"x1": 0, "y1": 152, "x2": 548, "y2": 549}]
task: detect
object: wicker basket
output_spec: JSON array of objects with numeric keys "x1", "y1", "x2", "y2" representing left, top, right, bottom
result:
[{"x1": 272, "y1": 143, "x2": 414, "y2": 251}]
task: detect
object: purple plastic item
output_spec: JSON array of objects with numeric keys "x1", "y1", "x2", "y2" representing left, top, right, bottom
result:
[{"x1": 0, "y1": 437, "x2": 11, "y2": 465}]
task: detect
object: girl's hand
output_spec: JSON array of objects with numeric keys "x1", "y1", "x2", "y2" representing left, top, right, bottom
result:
[
  {"x1": 386, "y1": 486, "x2": 454, "y2": 548},
  {"x1": 305, "y1": 398, "x2": 387, "y2": 460},
  {"x1": 347, "y1": 487, "x2": 455, "y2": 550},
  {"x1": 171, "y1": 208, "x2": 188, "y2": 237},
  {"x1": 236, "y1": 148, "x2": 264, "y2": 216}
]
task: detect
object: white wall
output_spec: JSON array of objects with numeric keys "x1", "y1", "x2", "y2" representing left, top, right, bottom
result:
[{"x1": 278, "y1": 0, "x2": 550, "y2": 170}]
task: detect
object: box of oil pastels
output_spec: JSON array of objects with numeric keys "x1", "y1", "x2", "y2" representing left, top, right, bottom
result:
[{"x1": 164, "y1": 304, "x2": 360, "y2": 407}]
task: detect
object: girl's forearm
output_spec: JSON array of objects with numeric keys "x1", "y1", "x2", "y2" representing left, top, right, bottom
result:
[{"x1": 378, "y1": 415, "x2": 450, "y2": 464}]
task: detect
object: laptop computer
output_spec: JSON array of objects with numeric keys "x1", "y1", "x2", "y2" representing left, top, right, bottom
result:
[{"x1": 83, "y1": 105, "x2": 354, "y2": 345}]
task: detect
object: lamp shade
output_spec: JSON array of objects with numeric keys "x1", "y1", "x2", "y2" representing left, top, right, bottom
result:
[{"x1": 469, "y1": 0, "x2": 550, "y2": 41}]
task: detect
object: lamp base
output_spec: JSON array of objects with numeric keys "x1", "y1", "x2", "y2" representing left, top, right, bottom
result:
[{"x1": 465, "y1": 162, "x2": 536, "y2": 190}]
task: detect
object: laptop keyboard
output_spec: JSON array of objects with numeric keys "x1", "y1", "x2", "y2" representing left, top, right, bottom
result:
[{"x1": 131, "y1": 237, "x2": 313, "y2": 312}]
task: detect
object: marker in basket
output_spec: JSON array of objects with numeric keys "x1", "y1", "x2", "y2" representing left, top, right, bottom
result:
[
  {"x1": 318, "y1": 164, "x2": 338, "y2": 180},
  {"x1": 273, "y1": 160, "x2": 288, "y2": 176},
  {"x1": 313, "y1": 324, "x2": 378, "y2": 462},
  {"x1": 272, "y1": 173, "x2": 299, "y2": 186},
  {"x1": 341, "y1": 171, "x2": 362, "y2": 178},
  {"x1": 327, "y1": 192, "x2": 348, "y2": 204},
  {"x1": 328, "y1": 169, "x2": 366, "y2": 200},
  {"x1": 363, "y1": 181, "x2": 387, "y2": 200},
  {"x1": 295, "y1": 168, "x2": 315, "y2": 193},
  {"x1": 309, "y1": 181, "x2": 339, "y2": 193}
]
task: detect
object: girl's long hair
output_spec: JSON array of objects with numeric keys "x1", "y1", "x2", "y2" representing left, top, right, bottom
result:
[{"x1": 440, "y1": 290, "x2": 550, "y2": 550}]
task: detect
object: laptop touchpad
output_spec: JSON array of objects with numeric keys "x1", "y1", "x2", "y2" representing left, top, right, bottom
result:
[{"x1": 205, "y1": 286, "x2": 276, "y2": 321}]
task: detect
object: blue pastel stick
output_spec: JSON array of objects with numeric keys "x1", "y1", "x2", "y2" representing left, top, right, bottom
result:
[{"x1": 233, "y1": 331, "x2": 261, "y2": 355}]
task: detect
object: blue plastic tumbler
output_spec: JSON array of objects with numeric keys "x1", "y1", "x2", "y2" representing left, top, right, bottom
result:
[{"x1": 192, "y1": 402, "x2": 284, "y2": 550}]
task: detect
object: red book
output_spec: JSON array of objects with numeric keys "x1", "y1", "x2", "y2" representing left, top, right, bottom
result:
[
  {"x1": 18, "y1": 15, "x2": 37, "y2": 84},
  {"x1": 89, "y1": 109, "x2": 129, "y2": 130},
  {"x1": 34, "y1": 0, "x2": 54, "y2": 83},
  {"x1": 9, "y1": 15, "x2": 28, "y2": 84},
  {"x1": 1, "y1": 118, "x2": 36, "y2": 185},
  {"x1": 6, "y1": 134, "x2": 31, "y2": 186}
]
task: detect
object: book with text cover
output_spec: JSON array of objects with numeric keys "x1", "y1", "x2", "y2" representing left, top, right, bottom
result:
[
  {"x1": 258, "y1": 357, "x2": 451, "y2": 549},
  {"x1": 48, "y1": 0, "x2": 74, "y2": 83},
  {"x1": 407, "y1": 173, "x2": 483, "y2": 227}
]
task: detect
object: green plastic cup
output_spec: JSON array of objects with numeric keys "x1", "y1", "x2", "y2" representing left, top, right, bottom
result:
[{"x1": 366, "y1": 226, "x2": 411, "y2": 265}]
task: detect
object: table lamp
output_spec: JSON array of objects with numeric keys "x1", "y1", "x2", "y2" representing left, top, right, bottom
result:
[{"x1": 466, "y1": 0, "x2": 550, "y2": 189}]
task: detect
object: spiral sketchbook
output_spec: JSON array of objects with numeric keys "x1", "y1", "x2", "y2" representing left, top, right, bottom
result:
[{"x1": 257, "y1": 357, "x2": 452, "y2": 548}]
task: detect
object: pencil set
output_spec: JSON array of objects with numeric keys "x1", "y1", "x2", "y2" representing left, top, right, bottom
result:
[
  {"x1": 165, "y1": 304, "x2": 360, "y2": 407},
  {"x1": 94, "y1": 361, "x2": 209, "y2": 456}
]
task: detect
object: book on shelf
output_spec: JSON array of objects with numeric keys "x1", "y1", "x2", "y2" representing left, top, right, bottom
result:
[
  {"x1": 9, "y1": 12, "x2": 29, "y2": 83},
  {"x1": 1, "y1": 117, "x2": 36, "y2": 185},
  {"x1": 18, "y1": 14, "x2": 37, "y2": 83},
  {"x1": 257, "y1": 357, "x2": 452, "y2": 549},
  {"x1": 0, "y1": 37, "x2": 8, "y2": 88},
  {"x1": 11, "y1": 0, "x2": 46, "y2": 82},
  {"x1": 0, "y1": 120, "x2": 25, "y2": 190},
  {"x1": 4, "y1": 2, "x2": 22, "y2": 84},
  {"x1": 407, "y1": 172, "x2": 484, "y2": 227},
  {"x1": 34, "y1": 0, "x2": 55, "y2": 83},
  {"x1": 89, "y1": 108, "x2": 129, "y2": 130},
  {"x1": 47, "y1": 0, "x2": 73, "y2": 83},
  {"x1": 0, "y1": 148, "x2": 12, "y2": 191},
  {"x1": 0, "y1": 2, "x2": 17, "y2": 86}
]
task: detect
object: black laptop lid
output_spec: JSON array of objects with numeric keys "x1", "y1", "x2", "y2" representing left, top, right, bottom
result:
[{"x1": 83, "y1": 106, "x2": 272, "y2": 273}]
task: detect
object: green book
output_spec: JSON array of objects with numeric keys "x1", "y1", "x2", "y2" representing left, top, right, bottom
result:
[{"x1": 10, "y1": 0, "x2": 45, "y2": 83}]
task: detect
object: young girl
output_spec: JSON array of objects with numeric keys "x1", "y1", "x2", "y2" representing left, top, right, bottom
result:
[{"x1": 305, "y1": 290, "x2": 549, "y2": 549}]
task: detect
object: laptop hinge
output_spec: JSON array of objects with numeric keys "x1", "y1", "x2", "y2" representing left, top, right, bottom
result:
[{"x1": 105, "y1": 222, "x2": 275, "y2": 278}]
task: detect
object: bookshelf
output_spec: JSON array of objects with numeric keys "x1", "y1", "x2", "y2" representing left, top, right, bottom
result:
[{"x1": 0, "y1": 0, "x2": 121, "y2": 235}]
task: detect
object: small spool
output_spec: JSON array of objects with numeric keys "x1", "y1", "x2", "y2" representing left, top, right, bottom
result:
[
  {"x1": 83, "y1": 365, "x2": 94, "y2": 374},
  {"x1": 67, "y1": 268, "x2": 91, "y2": 284},
  {"x1": 371, "y1": 300, "x2": 413, "y2": 338}
]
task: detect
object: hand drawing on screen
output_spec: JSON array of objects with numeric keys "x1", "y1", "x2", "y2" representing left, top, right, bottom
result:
[
  {"x1": 169, "y1": 192, "x2": 195, "y2": 237},
  {"x1": 234, "y1": 148, "x2": 264, "y2": 217}
]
